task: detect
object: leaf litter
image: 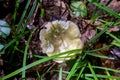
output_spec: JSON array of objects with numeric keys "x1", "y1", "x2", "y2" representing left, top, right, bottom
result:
[{"x1": 0, "y1": 0, "x2": 120, "y2": 79}]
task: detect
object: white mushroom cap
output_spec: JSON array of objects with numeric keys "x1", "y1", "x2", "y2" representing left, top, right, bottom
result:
[{"x1": 40, "y1": 20, "x2": 83, "y2": 63}]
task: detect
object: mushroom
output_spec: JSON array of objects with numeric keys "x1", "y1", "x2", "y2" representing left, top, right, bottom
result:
[{"x1": 39, "y1": 20, "x2": 83, "y2": 63}]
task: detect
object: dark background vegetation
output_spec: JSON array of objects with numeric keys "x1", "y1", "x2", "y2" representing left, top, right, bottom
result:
[{"x1": 0, "y1": 0, "x2": 120, "y2": 80}]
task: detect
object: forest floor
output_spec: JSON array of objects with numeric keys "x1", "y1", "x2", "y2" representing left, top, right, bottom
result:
[{"x1": 0, "y1": 0, "x2": 120, "y2": 80}]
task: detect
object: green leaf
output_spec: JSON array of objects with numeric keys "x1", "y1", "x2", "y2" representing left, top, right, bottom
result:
[
  {"x1": 0, "y1": 20, "x2": 10, "y2": 38},
  {"x1": 70, "y1": 1, "x2": 87, "y2": 18},
  {"x1": 0, "y1": 43, "x2": 4, "y2": 51}
]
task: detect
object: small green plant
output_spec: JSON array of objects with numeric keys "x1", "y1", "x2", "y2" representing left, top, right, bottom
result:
[
  {"x1": 70, "y1": 1, "x2": 87, "y2": 18},
  {"x1": 0, "y1": 20, "x2": 10, "y2": 52},
  {"x1": 0, "y1": 20, "x2": 10, "y2": 38},
  {"x1": 0, "y1": 43, "x2": 4, "y2": 51}
]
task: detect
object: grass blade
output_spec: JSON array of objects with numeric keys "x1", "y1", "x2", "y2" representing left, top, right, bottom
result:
[
  {"x1": 1, "y1": 49, "x2": 81, "y2": 80},
  {"x1": 22, "y1": 29, "x2": 34, "y2": 79},
  {"x1": 89, "y1": 21, "x2": 115, "y2": 44},
  {"x1": 59, "y1": 67, "x2": 62, "y2": 80},
  {"x1": 15, "y1": 0, "x2": 31, "y2": 35},
  {"x1": 88, "y1": 62, "x2": 98, "y2": 80},
  {"x1": 85, "y1": 73, "x2": 120, "y2": 79},
  {"x1": 65, "y1": 56, "x2": 81, "y2": 80},
  {"x1": 12, "y1": 0, "x2": 21, "y2": 30},
  {"x1": 76, "y1": 63, "x2": 87, "y2": 80},
  {"x1": 88, "y1": 0, "x2": 120, "y2": 18}
]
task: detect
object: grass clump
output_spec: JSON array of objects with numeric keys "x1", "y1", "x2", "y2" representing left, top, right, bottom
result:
[{"x1": 0, "y1": 0, "x2": 120, "y2": 80}]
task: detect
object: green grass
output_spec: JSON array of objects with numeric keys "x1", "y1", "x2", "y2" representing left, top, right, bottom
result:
[
  {"x1": 12, "y1": 0, "x2": 21, "y2": 30},
  {"x1": 88, "y1": 0, "x2": 120, "y2": 18},
  {"x1": 1, "y1": 0, "x2": 120, "y2": 80},
  {"x1": 0, "y1": 49, "x2": 82, "y2": 80},
  {"x1": 58, "y1": 67, "x2": 63, "y2": 80}
]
